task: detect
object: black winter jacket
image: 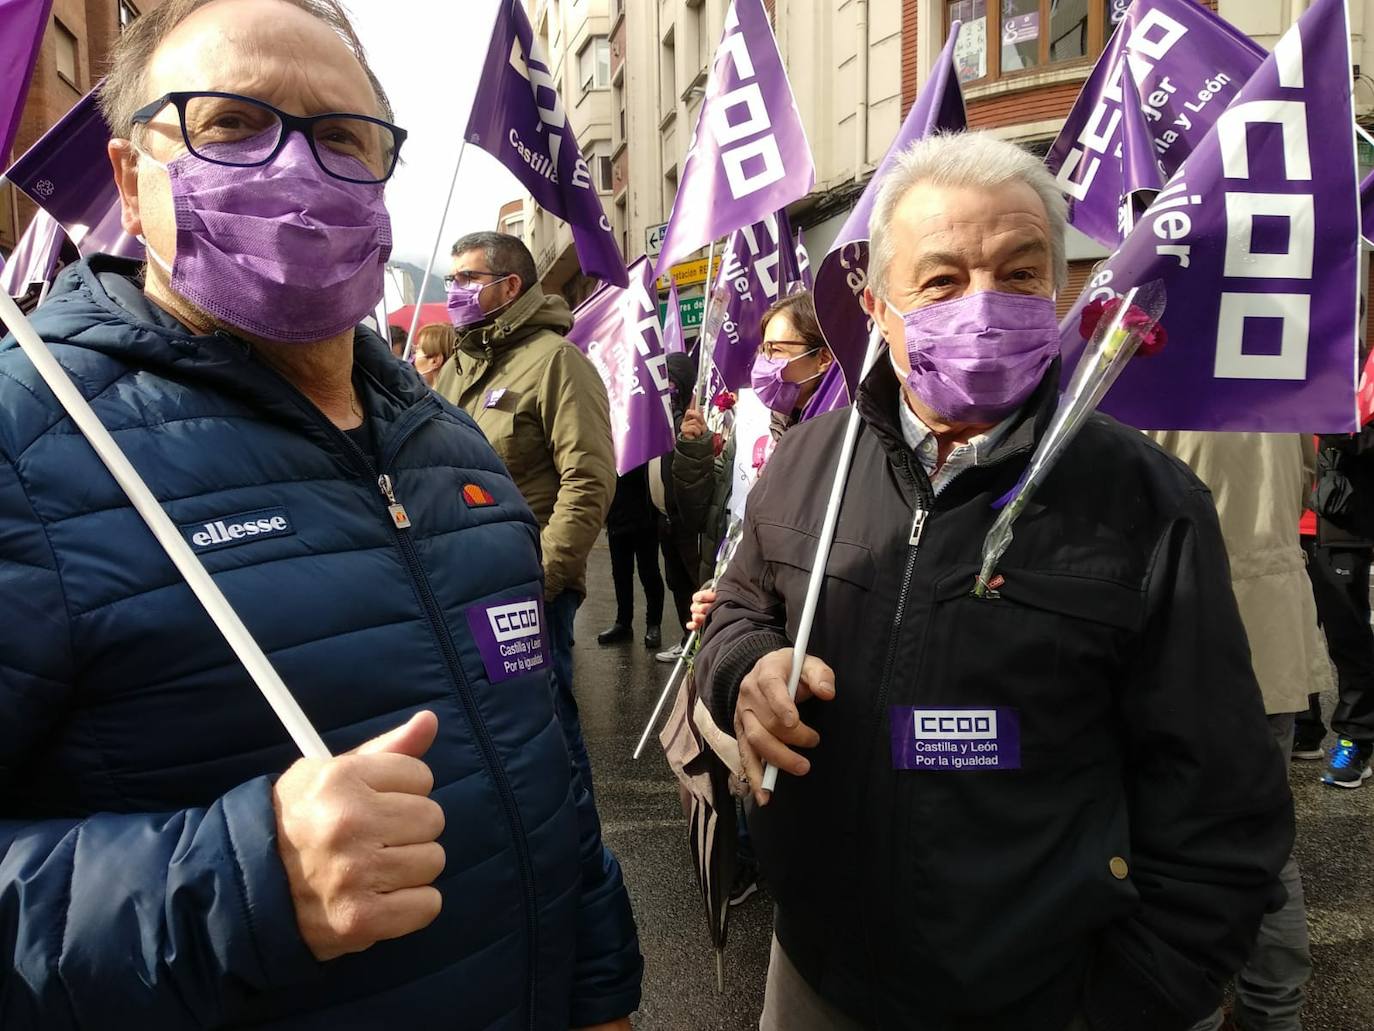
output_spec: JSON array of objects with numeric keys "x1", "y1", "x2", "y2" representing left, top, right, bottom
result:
[{"x1": 694, "y1": 365, "x2": 1292, "y2": 1031}]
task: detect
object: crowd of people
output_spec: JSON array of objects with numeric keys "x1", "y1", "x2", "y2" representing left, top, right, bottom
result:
[{"x1": 0, "y1": 1, "x2": 1370, "y2": 1029}]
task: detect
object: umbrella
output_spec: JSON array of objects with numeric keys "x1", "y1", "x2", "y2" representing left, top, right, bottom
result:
[
  {"x1": 659, "y1": 667, "x2": 747, "y2": 991},
  {"x1": 387, "y1": 303, "x2": 449, "y2": 332}
]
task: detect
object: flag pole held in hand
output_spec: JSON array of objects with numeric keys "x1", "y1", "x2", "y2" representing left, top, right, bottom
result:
[
  {"x1": 760, "y1": 325, "x2": 885, "y2": 793},
  {"x1": 0, "y1": 291, "x2": 331, "y2": 760}
]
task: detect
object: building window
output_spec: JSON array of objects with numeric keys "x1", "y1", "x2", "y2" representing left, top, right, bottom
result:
[
  {"x1": 588, "y1": 145, "x2": 613, "y2": 193},
  {"x1": 54, "y1": 20, "x2": 79, "y2": 89},
  {"x1": 660, "y1": 27, "x2": 676, "y2": 116},
  {"x1": 118, "y1": 0, "x2": 139, "y2": 30},
  {"x1": 948, "y1": 0, "x2": 1105, "y2": 86},
  {"x1": 663, "y1": 166, "x2": 679, "y2": 220},
  {"x1": 504, "y1": 216, "x2": 525, "y2": 240},
  {"x1": 615, "y1": 85, "x2": 627, "y2": 140},
  {"x1": 579, "y1": 37, "x2": 610, "y2": 92}
]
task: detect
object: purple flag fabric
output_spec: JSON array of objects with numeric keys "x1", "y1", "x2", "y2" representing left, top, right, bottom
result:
[
  {"x1": 813, "y1": 22, "x2": 966, "y2": 397},
  {"x1": 801, "y1": 361, "x2": 849, "y2": 419},
  {"x1": 1046, "y1": 0, "x2": 1263, "y2": 248},
  {"x1": 1059, "y1": 0, "x2": 1359, "y2": 434},
  {"x1": 568, "y1": 257, "x2": 675, "y2": 473},
  {"x1": 0, "y1": 205, "x2": 63, "y2": 296},
  {"x1": 465, "y1": 1, "x2": 626, "y2": 287},
  {"x1": 774, "y1": 207, "x2": 805, "y2": 296},
  {"x1": 795, "y1": 228, "x2": 814, "y2": 290},
  {"x1": 663, "y1": 278, "x2": 686, "y2": 356},
  {"x1": 706, "y1": 211, "x2": 794, "y2": 392},
  {"x1": 4, "y1": 87, "x2": 142, "y2": 259},
  {"x1": 652, "y1": 0, "x2": 814, "y2": 280},
  {"x1": 0, "y1": 0, "x2": 53, "y2": 159},
  {"x1": 1118, "y1": 70, "x2": 1165, "y2": 235}
]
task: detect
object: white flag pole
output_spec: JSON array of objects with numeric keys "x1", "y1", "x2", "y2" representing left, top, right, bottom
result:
[
  {"x1": 760, "y1": 325, "x2": 885, "y2": 794},
  {"x1": 633, "y1": 625, "x2": 700, "y2": 760},
  {"x1": 0, "y1": 290, "x2": 332, "y2": 760},
  {"x1": 403, "y1": 139, "x2": 468, "y2": 361}
]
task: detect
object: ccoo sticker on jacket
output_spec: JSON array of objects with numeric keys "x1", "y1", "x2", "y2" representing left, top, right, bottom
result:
[
  {"x1": 466, "y1": 596, "x2": 548, "y2": 684},
  {"x1": 890, "y1": 707, "x2": 1021, "y2": 771}
]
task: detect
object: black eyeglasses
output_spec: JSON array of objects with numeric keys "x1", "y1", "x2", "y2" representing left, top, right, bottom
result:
[
  {"x1": 443, "y1": 270, "x2": 508, "y2": 288},
  {"x1": 129, "y1": 91, "x2": 407, "y2": 185}
]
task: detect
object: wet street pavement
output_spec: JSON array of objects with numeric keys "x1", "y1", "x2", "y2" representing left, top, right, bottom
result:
[{"x1": 572, "y1": 540, "x2": 1374, "y2": 1030}]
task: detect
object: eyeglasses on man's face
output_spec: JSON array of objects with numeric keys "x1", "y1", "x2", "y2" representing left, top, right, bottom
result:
[
  {"x1": 129, "y1": 91, "x2": 407, "y2": 185},
  {"x1": 444, "y1": 270, "x2": 509, "y2": 289}
]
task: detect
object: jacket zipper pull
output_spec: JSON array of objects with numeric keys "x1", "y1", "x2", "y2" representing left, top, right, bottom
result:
[
  {"x1": 909, "y1": 507, "x2": 929, "y2": 548},
  {"x1": 378, "y1": 474, "x2": 412, "y2": 529}
]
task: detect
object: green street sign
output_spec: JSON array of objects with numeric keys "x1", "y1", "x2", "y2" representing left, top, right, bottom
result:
[{"x1": 659, "y1": 294, "x2": 705, "y2": 330}]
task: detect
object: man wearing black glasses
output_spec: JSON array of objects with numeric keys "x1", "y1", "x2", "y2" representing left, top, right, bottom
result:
[{"x1": 0, "y1": 1, "x2": 640, "y2": 1029}]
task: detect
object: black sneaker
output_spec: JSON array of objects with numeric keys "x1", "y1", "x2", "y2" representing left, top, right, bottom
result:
[
  {"x1": 727, "y1": 858, "x2": 761, "y2": 908},
  {"x1": 596, "y1": 623, "x2": 632, "y2": 645},
  {"x1": 644, "y1": 625, "x2": 662, "y2": 649},
  {"x1": 1321, "y1": 738, "x2": 1374, "y2": 788},
  {"x1": 1292, "y1": 730, "x2": 1326, "y2": 761}
]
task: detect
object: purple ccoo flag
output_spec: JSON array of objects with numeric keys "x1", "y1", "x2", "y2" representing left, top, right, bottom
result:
[
  {"x1": 795, "y1": 228, "x2": 814, "y2": 290},
  {"x1": 0, "y1": 206, "x2": 63, "y2": 297},
  {"x1": 703, "y1": 211, "x2": 796, "y2": 394},
  {"x1": 663, "y1": 278, "x2": 686, "y2": 356},
  {"x1": 466, "y1": 0, "x2": 626, "y2": 287},
  {"x1": 1118, "y1": 70, "x2": 1165, "y2": 236},
  {"x1": 569, "y1": 257, "x2": 675, "y2": 473},
  {"x1": 1059, "y1": 0, "x2": 1360, "y2": 434},
  {"x1": 1046, "y1": 0, "x2": 1264, "y2": 248},
  {"x1": 813, "y1": 21, "x2": 966, "y2": 397},
  {"x1": 3, "y1": 86, "x2": 142, "y2": 260},
  {"x1": 652, "y1": 0, "x2": 814, "y2": 280},
  {"x1": 0, "y1": 0, "x2": 53, "y2": 159},
  {"x1": 774, "y1": 207, "x2": 805, "y2": 296}
]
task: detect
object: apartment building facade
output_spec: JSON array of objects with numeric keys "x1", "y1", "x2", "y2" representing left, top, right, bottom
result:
[{"x1": 2, "y1": 0, "x2": 163, "y2": 253}]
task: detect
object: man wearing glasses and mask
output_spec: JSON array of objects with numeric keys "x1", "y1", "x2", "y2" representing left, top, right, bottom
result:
[
  {"x1": 434, "y1": 233, "x2": 616, "y2": 801},
  {"x1": 0, "y1": 1, "x2": 641, "y2": 1028}
]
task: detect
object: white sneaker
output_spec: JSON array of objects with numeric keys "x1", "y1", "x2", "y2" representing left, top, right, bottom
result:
[{"x1": 655, "y1": 643, "x2": 685, "y2": 663}]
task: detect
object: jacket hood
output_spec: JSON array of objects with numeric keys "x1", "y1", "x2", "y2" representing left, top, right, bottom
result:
[
  {"x1": 14, "y1": 256, "x2": 431, "y2": 410},
  {"x1": 456, "y1": 284, "x2": 574, "y2": 361}
]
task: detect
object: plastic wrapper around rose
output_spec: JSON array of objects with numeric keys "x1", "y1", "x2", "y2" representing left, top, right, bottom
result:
[
  {"x1": 683, "y1": 515, "x2": 747, "y2": 667},
  {"x1": 972, "y1": 280, "x2": 1168, "y2": 598}
]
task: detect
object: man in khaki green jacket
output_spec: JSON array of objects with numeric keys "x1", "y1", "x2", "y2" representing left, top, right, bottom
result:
[{"x1": 435, "y1": 231, "x2": 616, "y2": 795}]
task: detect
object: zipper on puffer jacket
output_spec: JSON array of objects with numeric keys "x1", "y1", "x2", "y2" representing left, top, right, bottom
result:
[{"x1": 245, "y1": 348, "x2": 542, "y2": 1030}]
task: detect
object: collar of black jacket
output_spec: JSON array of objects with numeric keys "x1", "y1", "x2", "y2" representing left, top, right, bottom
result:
[{"x1": 855, "y1": 351, "x2": 1062, "y2": 473}]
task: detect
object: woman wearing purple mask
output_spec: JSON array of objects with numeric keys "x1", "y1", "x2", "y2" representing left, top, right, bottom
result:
[{"x1": 749, "y1": 293, "x2": 836, "y2": 423}]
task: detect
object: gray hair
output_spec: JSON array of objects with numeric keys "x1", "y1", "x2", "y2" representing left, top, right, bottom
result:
[
  {"x1": 867, "y1": 131, "x2": 1069, "y2": 298},
  {"x1": 450, "y1": 232, "x2": 539, "y2": 294},
  {"x1": 98, "y1": 0, "x2": 393, "y2": 136}
]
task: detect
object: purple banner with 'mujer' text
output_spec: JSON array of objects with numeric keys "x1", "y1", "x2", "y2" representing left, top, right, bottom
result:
[
  {"x1": 1046, "y1": 0, "x2": 1263, "y2": 248},
  {"x1": 706, "y1": 210, "x2": 797, "y2": 392},
  {"x1": 569, "y1": 257, "x2": 675, "y2": 473},
  {"x1": 1060, "y1": 0, "x2": 1359, "y2": 433}
]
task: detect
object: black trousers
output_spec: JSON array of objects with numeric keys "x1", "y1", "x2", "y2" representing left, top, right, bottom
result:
[
  {"x1": 609, "y1": 524, "x2": 664, "y2": 628},
  {"x1": 659, "y1": 520, "x2": 699, "y2": 639},
  {"x1": 1299, "y1": 539, "x2": 1374, "y2": 741}
]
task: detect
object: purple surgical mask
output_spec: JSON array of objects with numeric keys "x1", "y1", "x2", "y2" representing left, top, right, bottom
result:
[
  {"x1": 893, "y1": 291, "x2": 1059, "y2": 424},
  {"x1": 140, "y1": 133, "x2": 391, "y2": 344},
  {"x1": 751, "y1": 348, "x2": 821, "y2": 414},
  {"x1": 447, "y1": 276, "x2": 516, "y2": 330}
]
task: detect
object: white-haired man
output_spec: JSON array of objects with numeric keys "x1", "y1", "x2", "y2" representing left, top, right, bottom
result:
[
  {"x1": 0, "y1": 1, "x2": 639, "y2": 1027},
  {"x1": 692, "y1": 132, "x2": 1293, "y2": 1030}
]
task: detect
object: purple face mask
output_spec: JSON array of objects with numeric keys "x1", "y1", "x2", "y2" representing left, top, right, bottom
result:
[
  {"x1": 751, "y1": 348, "x2": 821, "y2": 414},
  {"x1": 447, "y1": 281, "x2": 486, "y2": 329},
  {"x1": 141, "y1": 133, "x2": 391, "y2": 344},
  {"x1": 894, "y1": 291, "x2": 1060, "y2": 424}
]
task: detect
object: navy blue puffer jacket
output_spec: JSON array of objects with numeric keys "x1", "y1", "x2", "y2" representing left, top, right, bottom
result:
[{"x1": 0, "y1": 258, "x2": 642, "y2": 1029}]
